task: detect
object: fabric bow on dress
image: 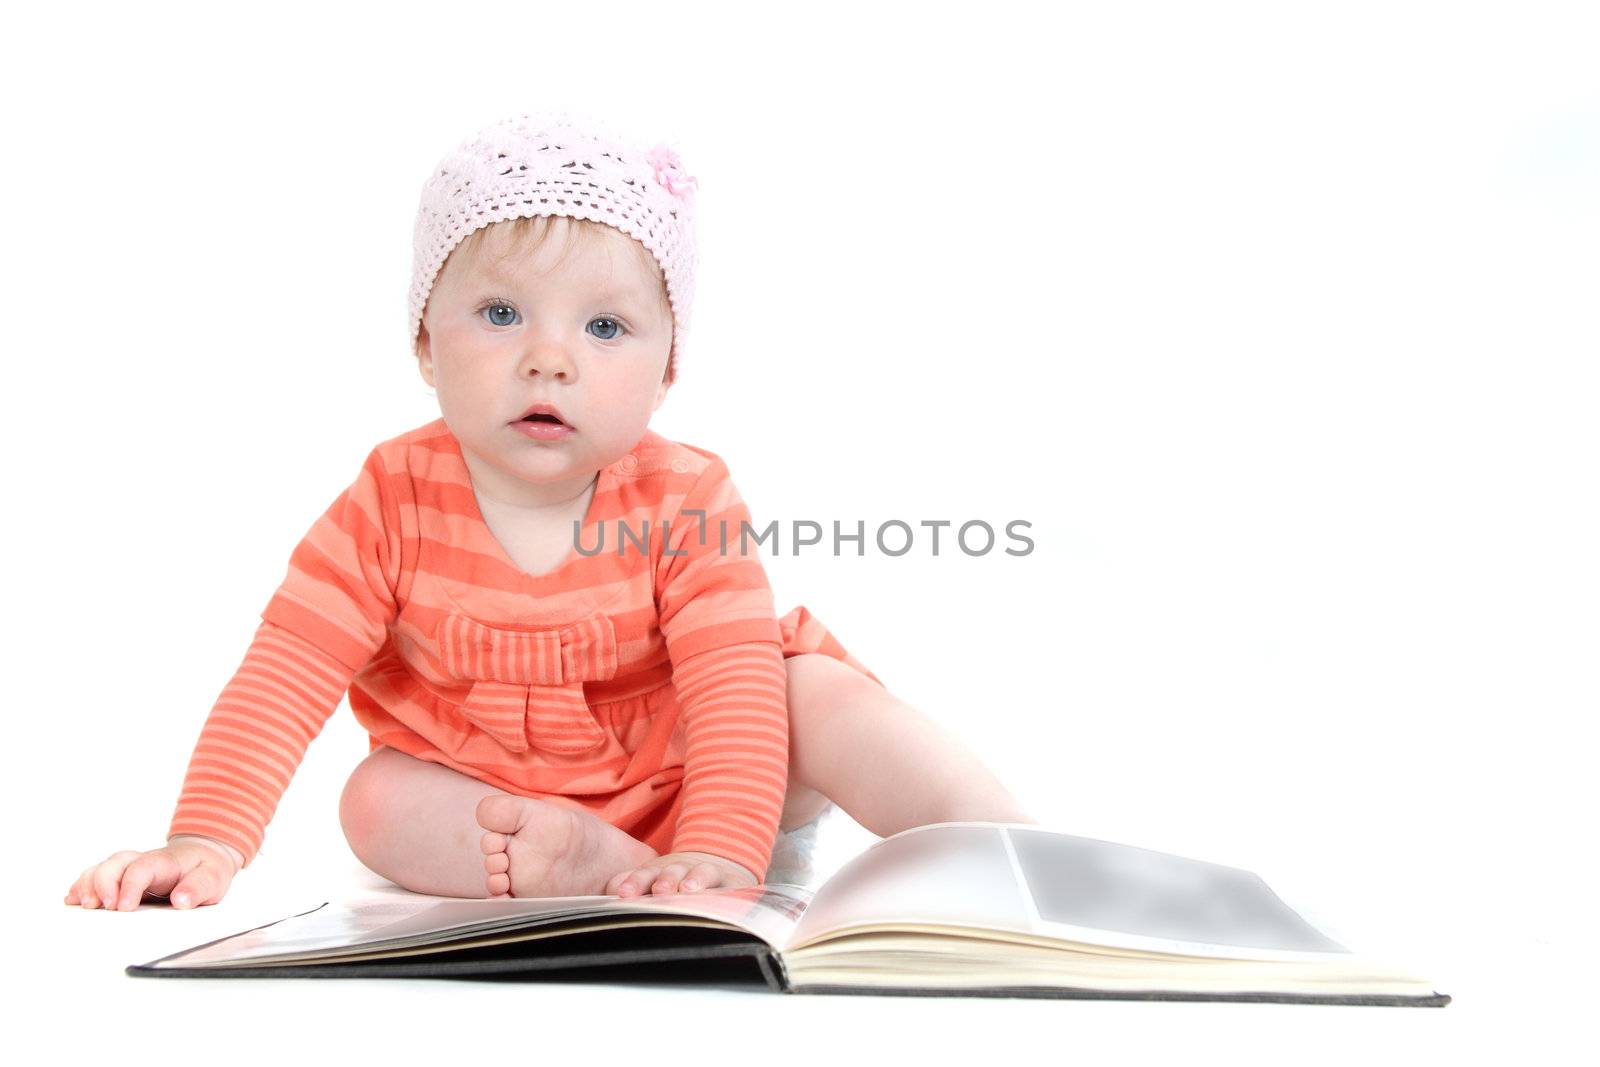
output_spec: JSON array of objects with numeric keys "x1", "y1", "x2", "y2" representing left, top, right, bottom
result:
[{"x1": 435, "y1": 612, "x2": 620, "y2": 755}]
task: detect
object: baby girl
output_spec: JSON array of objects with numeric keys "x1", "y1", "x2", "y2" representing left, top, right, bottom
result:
[{"x1": 64, "y1": 112, "x2": 1035, "y2": 912}]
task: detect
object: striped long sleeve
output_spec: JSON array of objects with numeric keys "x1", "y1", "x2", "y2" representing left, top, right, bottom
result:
[
  {"x1": 655, "y1": 458, "x2": 788, "y2": 882},
  {"x1": 165, "y1": 621, "x2": 363, "y2": 866},
  {"x1": 167, "y1": 449, "x2": 403, "y2": 867}
]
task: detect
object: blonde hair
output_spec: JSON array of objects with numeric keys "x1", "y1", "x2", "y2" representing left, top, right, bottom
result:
[{"x1": 424, "y1": 215, "x2": 675, "y2": 383}]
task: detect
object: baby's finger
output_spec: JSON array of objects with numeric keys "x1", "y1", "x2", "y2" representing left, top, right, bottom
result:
[
  {"x1": 680, "y1": 863, "x2": 723, "y2": 892},
  {"x1": 650, "y1": 863, "x2": 693, "y2": 895},
  {"x1": 89, "y1": 852, "x2": 142, "y2": 911},
  {"x1": 169, "y1": 864, "x2": 227, "y2": 910},
  {"x1": 609, "y1": 865, "x2": 660, "y2": 898},
  {"x1": 115, "y1": 854, "x2": 176, "y2": 912},
  {"x1": 66, "y1": 865, "x2": 98, "y2": 905},
  {"x1": 67, "y1": 863, "x2": 101, "y2": 908},
  {"x1": 613, "y1": 867, "x2": 656, "y2": 896}
]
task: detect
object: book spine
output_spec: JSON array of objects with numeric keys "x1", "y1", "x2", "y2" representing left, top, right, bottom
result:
[{"x1": 754, "y1": 949, "x2": 792, "y2": 993}]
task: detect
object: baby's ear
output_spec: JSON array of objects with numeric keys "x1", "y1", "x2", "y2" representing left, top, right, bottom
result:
[
  {"x1": 652, "y1": 352, "x2": 674, "y2": 409},
  {"x1": 415, "y1": 326, "x2": 435, "y2": 387}
]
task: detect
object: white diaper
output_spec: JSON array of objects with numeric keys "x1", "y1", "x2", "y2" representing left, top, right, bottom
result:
[{"x1": 763, "y1": 801, "x2": 837, "y2": 887}]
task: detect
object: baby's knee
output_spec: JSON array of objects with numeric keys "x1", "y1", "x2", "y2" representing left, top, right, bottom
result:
[{"x1": 338, "y1": 746, "x2": 399, "y2": 849}]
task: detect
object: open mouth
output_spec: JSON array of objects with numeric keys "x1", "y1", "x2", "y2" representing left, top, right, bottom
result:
[
  {"x1": 516, "y1": 402, "x2": 573, "y2": 428},
  {"x1": 514, "y1": 403, "x2": 575, "y2": 437}
]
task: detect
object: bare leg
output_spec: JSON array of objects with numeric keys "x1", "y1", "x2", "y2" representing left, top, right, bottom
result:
[
  {"x1": 339, "y1": 746, "x2": 657, "y2": 898},
  {"x1": 781, "y1": 653, "x2": 1037, "y2": 838}
]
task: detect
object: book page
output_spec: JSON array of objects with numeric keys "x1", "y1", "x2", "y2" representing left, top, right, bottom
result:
[
  {"x1": 365, "y1": 885, "x2": 815, "y2": 950},
  {"x1": 785, "y1": 823, "x2": 1352, "y2": 961},
  {"x1": 152, "y1": 897, "x2": 623, "y2": 966},
  {"x1": 1008, "y1": 827, "x2": 1350, "y2": 959},
  {"x1": 146, "y1": 885, "x2": 819, "y2": 968},
  {"x1": 786, "y1": 823, "x2": 1031, "y2": 951}
]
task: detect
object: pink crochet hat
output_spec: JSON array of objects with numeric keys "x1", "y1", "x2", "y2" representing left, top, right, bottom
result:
[{"x1": 408, "y1": 110, "x2": 700, "y2": 384}]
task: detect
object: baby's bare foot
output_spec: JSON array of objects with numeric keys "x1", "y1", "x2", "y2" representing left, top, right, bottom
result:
[{"x1": 476, "y1": 795, "x2": 658, "y2": 898}]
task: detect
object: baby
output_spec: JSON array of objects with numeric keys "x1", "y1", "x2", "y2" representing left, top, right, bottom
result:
[{"x1": 65, "y1": 112, "x2": 1035, "y2": 912}]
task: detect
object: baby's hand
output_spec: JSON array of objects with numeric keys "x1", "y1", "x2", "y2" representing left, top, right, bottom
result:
[
  {"x1": 604, "y1": 851, "x2": 758, "y2": 898},
  {"x1": 64, "y1": 836, "x2": 243, "y2": 912}
]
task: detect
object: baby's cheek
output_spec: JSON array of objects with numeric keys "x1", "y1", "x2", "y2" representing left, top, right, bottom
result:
[{"x1": 588, "y1": 375, "x2": 659, "y2": 435}]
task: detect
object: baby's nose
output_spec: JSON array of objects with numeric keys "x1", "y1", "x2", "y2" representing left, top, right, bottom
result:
[{"x1": 520, "y1": 341, "x2": 577, "y2": 377}]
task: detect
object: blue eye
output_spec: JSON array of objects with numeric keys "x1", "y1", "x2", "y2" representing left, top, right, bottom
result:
[
  {"x1": 589, "y1": 317, "x2": 626, "y2": 341},
  {"x1": 476, "y1": 302, "x2": 627, "y2": 340},
  {"x1": 481, "y1": 302, "x2": 519, "y2": 327}
]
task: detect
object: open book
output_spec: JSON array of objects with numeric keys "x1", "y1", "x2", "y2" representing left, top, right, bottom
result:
[{"x1": 127, "y1": 822, "x2": 1448, "y2": 1005}]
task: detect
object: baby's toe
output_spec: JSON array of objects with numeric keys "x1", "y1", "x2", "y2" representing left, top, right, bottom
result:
[
  {"x1": 475, "y1": 794, "x2": 529, "y2": 836},
  {"x1": 486, "y1": 871, "x2": 511, "y2": 896},
  {"x1": 484, "y1": 851, "x2": 509, "y2": 875},
  {"x1": 480, "y1": 830, "x2": 508, "y2": 855}
]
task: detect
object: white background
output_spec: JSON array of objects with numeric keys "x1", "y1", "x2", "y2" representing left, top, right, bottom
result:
[{"x1": 7, "y1": 0, "x2": 1595, "y2": 1061}]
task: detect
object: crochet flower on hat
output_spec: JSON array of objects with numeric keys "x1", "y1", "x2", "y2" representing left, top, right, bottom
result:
[{"x1": 646, "y1": 144, "x2": 698, "y2": 200}]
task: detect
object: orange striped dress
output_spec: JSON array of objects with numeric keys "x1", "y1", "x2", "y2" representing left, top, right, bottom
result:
[{"x1": 165, "y1": 417, "x2": 882, "y2": 883}]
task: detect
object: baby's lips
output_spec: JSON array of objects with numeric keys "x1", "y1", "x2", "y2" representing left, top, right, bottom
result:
[{"x1": 517, "y1": 401, "x2": 572, "y2": 427}]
